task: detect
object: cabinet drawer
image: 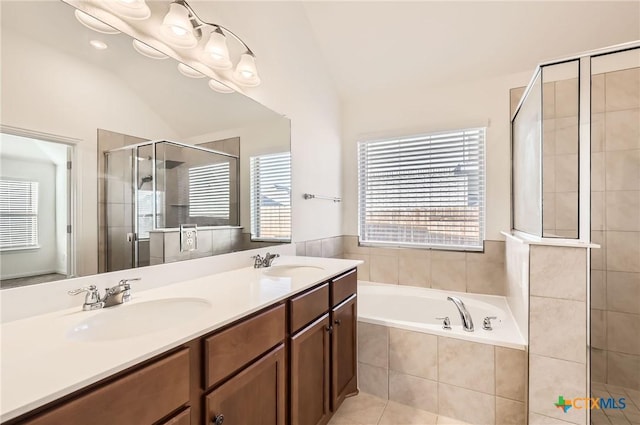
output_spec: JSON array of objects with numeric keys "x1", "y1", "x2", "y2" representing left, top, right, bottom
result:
[
  {"x1": 160, "y1": 408, "x2": 190, "y2": 425},
  {"x1": 289, "y1": 283, "x2": 329, "y2": 334},
  {"x1": 21, "y1": 349, "x2": 190, "y2": 425},
  {"x1": 205, "y1": 304, "x2": 285, "y2": 388},
  {"x1": 331, "y1": 269, "x2": 357, "y2": 306}
]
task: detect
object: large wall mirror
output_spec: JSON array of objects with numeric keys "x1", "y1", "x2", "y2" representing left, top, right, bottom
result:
[{"x1": 0, "y1": 1, "x2": 291, "y2": 288}]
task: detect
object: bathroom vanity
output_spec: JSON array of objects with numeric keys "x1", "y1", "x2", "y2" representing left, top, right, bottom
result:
[{"x1": 1, "y1": 259, "x2": 359, "y2": 425}]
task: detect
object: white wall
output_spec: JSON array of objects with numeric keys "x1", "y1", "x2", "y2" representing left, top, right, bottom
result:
[
  {"x1": 194, "y1": 2, "x2": 343, "y2": 242},
  {"x1": 0, "y1": 158, "x2": 57, "y2": 279},
  {"x1": 341, "y1": 70, "x2": 534, "y2": 241},
  {"x1": 1, "y1": 29, "x2": 180, "y2": 277}
]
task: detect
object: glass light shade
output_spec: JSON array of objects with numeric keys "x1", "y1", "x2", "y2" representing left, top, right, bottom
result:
[
  {"x1": 132, "y1": 39, "x2": 169, "y2": 60},
  {"x1": 160, "y1": 3, "x2": 197, "y2": 48},
  {"x1": 208, "y1": 79, "x2": 234, "y2": 94},
  {"x1": 74, "y1": 10, "x2": 121, "y2": 34},
  {"x1": 102, "y1": 0, "x2": 151, "y2": 20},
  {"x1": 177, "y1": 63, "x2": 205, "y2": 78},
  {"x1": 201, "y1": 31, "x2": 231, "y2": 69},
  {"x1": 232, "y1": 53, "x2": 261, "y2": 87}
]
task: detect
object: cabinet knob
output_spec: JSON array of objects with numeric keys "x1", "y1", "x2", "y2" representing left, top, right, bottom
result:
[
  {"x1": 334, "y1": 319, "x2": 342, "y2": 325},
  {"x1": 213, "y1": 414, "x2": 224, "y2": 425},
  {"x1": 326, "y1": 325, "x2": 333, "y2": 333}
]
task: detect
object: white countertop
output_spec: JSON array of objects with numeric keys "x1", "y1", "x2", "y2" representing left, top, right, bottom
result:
[{"x1": 0, "y1": 256, "x2": 361, "y2": 423}]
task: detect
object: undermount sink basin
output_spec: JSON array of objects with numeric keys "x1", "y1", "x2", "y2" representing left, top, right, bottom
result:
[
  {"x1": 67, "y1": 298, "x2": 211, "y2": 342},
  {"x1": 263, "y1": 264, "x2": 325, "y2": 278}
]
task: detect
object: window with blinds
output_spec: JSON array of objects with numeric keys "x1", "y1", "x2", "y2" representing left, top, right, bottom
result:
[
  {"x1": 358, "y1": 128, "x2": 485, "y2": 250},
  {"x1": 188, "y1": 162, "x2": 230, "y2": 219},
  {"x1": 0, "y1": 179, "x2": 39, "y2": 250},
  {"x1": 250, "y1": 152, "x2": 291, "y2": 241}
]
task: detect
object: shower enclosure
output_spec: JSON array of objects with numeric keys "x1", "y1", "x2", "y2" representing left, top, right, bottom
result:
[
  {"x1": 104, "y1": 140, "x2": 239, "y2": 271},
  {"x1": 512, "y1": 42, "x2": 640, "y2": 424}
]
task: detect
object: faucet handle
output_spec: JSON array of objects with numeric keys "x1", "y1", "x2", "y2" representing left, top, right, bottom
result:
[
  {"x1": 118, "y1": 277, "x2": 141, "y2": 286},
  {"x1": 483, "y1": 316, "x2": 498, "y2": 330},
  {"x1": 68, "y1": 285, "x2": 104, "y2": 311},
  {"x1": 436, "y1": 317, "x2": 452, "y2": 330}
]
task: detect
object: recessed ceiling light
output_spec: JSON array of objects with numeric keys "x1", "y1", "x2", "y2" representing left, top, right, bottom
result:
[
  {"x1": 177, "y1": 63, "x2": 205, "y2": 78},
  {"x1": 89, "y1": 40, "x2": 108, "y2": 50},
  {"x1": 208, "y1": 79, "x2": 234, "y2": 94},
  {"x1": 74, "y1": 10, "x2": 121, "y2": 34},
  {"x1": 132, "y1": 39, "x2": 169, "y2": 60}
]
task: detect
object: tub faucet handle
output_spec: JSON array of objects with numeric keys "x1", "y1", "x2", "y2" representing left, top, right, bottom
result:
[
  {"x1": 483, "y1": 316, "x2": 498, "y2": 331},
  {"x1": 436, "y1": 317, "x2": 451, "y2": 330}
]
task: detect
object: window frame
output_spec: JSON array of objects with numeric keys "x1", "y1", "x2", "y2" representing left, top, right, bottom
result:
[
  {"x1": 357, "y1": 128, "x2": 486, "y2": 252},
  {"x1": 0, "y1": 178, "x2": 40, "y2": 251},
  {"x1": 249, "y1": 152, "x2": 292, "y2": 242}
]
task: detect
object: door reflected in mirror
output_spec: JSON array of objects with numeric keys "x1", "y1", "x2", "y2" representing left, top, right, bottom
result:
[{"x1": 0, "y1": 1, "x2": 291, "y2": 287}]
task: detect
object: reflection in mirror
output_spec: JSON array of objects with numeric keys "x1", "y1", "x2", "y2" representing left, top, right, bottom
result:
[{"x1": 0, "y1": 1, "x2": 291, "y2": 287}]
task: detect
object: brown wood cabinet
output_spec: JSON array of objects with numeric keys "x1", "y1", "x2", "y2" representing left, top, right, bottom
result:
[
  {"x1": 205, "y1": 344, "x2": 286, "y2": 425},
  {"x1": 331, "y1": 295, "x2": 358, "y2": 410},
  {"x1": 290, "y1": 314, "x2": 331, "y2": 425},
  {"x1": 289, "y1": 269, "x2": 358, "y2": 425},
  {"x1": 9, "y1": 268, "x2": 358, "y2": 425}
]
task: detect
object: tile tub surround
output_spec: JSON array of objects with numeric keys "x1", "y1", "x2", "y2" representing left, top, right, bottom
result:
[
  {"x1": 357, "y1": 322, "x2": 526, "y2": 425},
  {"x1": 341, "y1": 236, "x2": 506, "y2": 296}
]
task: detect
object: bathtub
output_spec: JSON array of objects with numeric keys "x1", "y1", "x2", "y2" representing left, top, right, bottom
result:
[{"x1": 358, "y1": 281, "x2": 526, "y2": 350}]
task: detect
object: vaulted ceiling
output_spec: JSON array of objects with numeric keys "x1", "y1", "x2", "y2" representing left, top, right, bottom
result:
[{"x1": 301, "y1": 1, "x2": 640, "y2": 100}]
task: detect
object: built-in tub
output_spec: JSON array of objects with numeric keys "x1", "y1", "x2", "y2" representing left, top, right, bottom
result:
[
  {"x1": 358, "y1": 281, "x2": 526, "y2": 350},
  {"x1": 356, "y1": 281, "x2": 528, "y2": 424}
]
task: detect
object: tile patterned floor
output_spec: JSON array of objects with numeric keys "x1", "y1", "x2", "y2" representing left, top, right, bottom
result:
[
  {"x1": 591, "y1": 383, "x2": 640, "y2": 425},
  {"x1": 329, "y1": 392, "x2": 471, "y2": 425}
]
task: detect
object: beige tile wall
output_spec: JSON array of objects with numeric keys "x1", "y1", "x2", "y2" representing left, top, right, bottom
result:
[
  {"x1": 528, "y1": 244, "x2": 588, "y2": 425},
  {"x1": 341, "y1": 236, "x2": 507, "y2": 296},
  {"x1": 591, "y1": 67, "x2": 640, "y2": 392},
  {"x1": 357, "y1": 322, "x2": 526, "y2": 425}
]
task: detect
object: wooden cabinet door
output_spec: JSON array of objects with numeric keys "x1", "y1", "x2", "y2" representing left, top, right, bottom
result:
[
  {"x1": 331, "y1": 295, "x2": 358, "y2": 411},
  {"x1": 205, "y1": 344, "x2": 286, "y2": 425},
  {"x1": 290, "y1": 314, "x2": 331, "y2": 425}
]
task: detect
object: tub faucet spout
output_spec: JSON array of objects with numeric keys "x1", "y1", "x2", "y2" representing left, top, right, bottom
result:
[{"x1": 447, "y1": 296, "x2": 474, "y2": 332}]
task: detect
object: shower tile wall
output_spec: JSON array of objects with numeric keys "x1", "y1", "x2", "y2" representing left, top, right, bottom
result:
[
  {"x1": 542, "y1": 78, "x2": 579, "y2": 238},
  {"x1": 591, "y1": 67, "x2": 640, "y2": 392},
  {"x1": 98, "y1": 129, "x2": 147, "y2": 272}
]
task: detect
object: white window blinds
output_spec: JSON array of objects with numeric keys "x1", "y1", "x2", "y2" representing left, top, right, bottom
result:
[
  {"x1": 188, "y1": 162, "x2": 230, "y2": 219},
  {"x1": 0, "y1": 179, "x2": 39, "y2": 249},
  {"x1": 250, "y1": 152, "x2": 291, "y2": 241},
  {"x1": 358, "y1": 128, "x2": 485, "y2": 250}
]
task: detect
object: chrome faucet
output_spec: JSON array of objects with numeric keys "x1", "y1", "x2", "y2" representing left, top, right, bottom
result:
[
  {"x1": 103, "y1": 278, "x2": 140, "y2": 307},
  {"x1": 252, "y1": 252, "x2": 280, "y2": 268},
  {"x1": 447, "y1": 296, "x2": 474, "y2": 332},
  {"x1": 69, "y1": 278, "x2": 140, "y2": 311}
]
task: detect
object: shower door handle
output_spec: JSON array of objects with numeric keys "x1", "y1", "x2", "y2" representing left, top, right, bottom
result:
[{"x1": 126, "y1": 233, "x2": 135, "y2": 242}]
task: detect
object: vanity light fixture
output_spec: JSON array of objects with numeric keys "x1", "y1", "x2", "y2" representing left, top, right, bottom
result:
[
  {"x1": 160, "y1": 0, "x2": 261, "y2": 87},
  {"x1": 103, "y1": 0, "x2": 151, "y2": 21},
  {"x1": 177, "y1": 63, "x2": 205, "y2": 78},
  {"x1": 161, "y1": 2, "x2": 198, "y2": 48},
  {"x1": 89, "y1": 40, "x2": 108, "y2": 50},
  {"x1": 201, "y1": 28, "x2": 231, "y2": 70},
  {"x1": 208, "y1": 79, "x2": 234, "y2": 94},
  {"x1": 132, "y1": 39, "x2": 169, "y2": 59},
  {"x1": 74, "y1": 10, "x2": 120, "y2": 34}
]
